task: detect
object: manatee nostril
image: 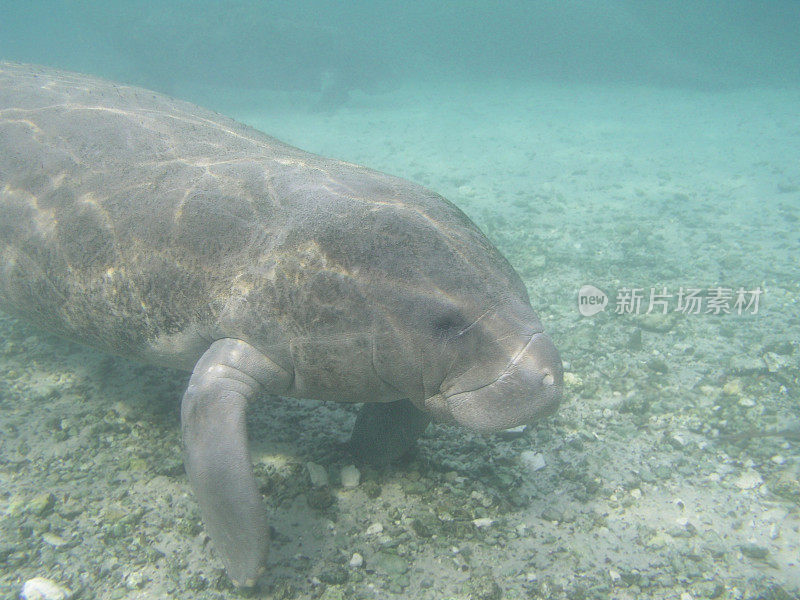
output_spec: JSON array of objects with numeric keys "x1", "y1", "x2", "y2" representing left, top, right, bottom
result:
[{"x1": 542, "y1": 371, "x2": 554, "y2": 386}]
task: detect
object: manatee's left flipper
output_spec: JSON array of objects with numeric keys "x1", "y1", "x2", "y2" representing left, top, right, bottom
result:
[
  {"x1": 349, "y1": 399, "x2": 431, "y2": 466},
  {"x1": 181, "y1": 338, "x2": 292, "y2": 587}
]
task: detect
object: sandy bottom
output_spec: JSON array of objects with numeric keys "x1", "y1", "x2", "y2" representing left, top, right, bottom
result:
[{"x1": 1, "y1": 79, "x2": 799, "y2": 599}]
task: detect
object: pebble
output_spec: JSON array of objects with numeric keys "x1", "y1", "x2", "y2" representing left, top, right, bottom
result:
[
  {"x1": 729, "y1": 355, "x2": 767, "y2": 375},
  {"x1": 340, "y1": 465, "x2": 360, "y2": 488},
  {"x1": 28, "y1": 492, "x2": 56, "y2": 516},
  {"x1": 722, "y1": 379, "x2": 742, "y2": 396},
  {"x1": 470, "y1": 490, "x2": 493, "y2": 508},
  {"x1": 41, "y1": 533, "x2": 68, "y2": 548},
  {"x1": 124, "y1": 571, "x2": 146, "y2": 589},
  {"x1": 734, "y1": 470, "x2": 763, "y2": 490},
  {"x1": 499, "y1": 425, "x2": 526, "y2": 439},
  {"x1": 306, "y1": 462, "x2": 329, "y2": 487},
  {"x1": 472, "y1": 517, "x2": 494, "y2": 528},
  {"x1": 668, "y1": 433, "x2": 687, "y2": 448},
  {"x1": 21, "y1": 577, "x2": 72, "y2": 600},
  {"x1": 305, "y1": 487, "x2": 335, "y2": 509},
  {"x1": 520, "y1": 450, "x2": 546, "y2": 472},
  {"x1": 637, "y1": 312, "x2": 676, "y2": 333},
  {"x1": 739, "y1": 542, "x2": 769, "y2": 560},
  {"x1": 365, "y1": 522, "x2": 383, "y2": 535},
  {"x1": 762, "y1": 352, "x2": 788, "y2": 373},
  {"x1": 349, "y1": 552, "x2": 364, "y2": 568},
  {"x1": 372, "y1": 550, "x2": 409, "y2": 575}
]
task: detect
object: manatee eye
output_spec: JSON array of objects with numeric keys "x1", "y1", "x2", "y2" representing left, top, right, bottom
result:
[{"x1": 432, "y1": 309, "x2": 468, "y2": 338}]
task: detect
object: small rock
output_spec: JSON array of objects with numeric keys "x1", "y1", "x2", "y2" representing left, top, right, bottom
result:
[
  {"x1": 21, "y1": 577, "x2": 72, "y2": 600},
  {"x1": 734, "y1": 470, "x2": 763, "y2": 490},
  {"x1": 319, "y1": 566, "x2": 348, "y2": 585},
  {"x1": 411, "y1": 516, "x2": 434, "y2": 537},
  {"x1": 306, "y1": 462, "x2": 329, "y2": 487},
  {"x1": 520, "y1": 450, "x2": 546, "y2": 472},
  {"x1": 728, "y1": 356, "x2": 767, "y2": 375},
  {"x1": 124, "y1": 571, "x2": 147, "y2": 590},
  {"x1": 647, "y1": 358, "x2": 669, "y2": 374},
  {"x1": 771, "y1": 471, "x2": 800, "y2": 503},
  {"x1": 372, "y1": 550, "x2": 408, "y2": 575},
  {"x1": 472, "y1": 517, "x2": 494, "y2": 528},
  {"x1": 666, "y1": 433, "x2": 687, "y2": 448},
  {"x1": 739, "y1": 542, "x2": 769, "y2": 560},
  {"x1": 340, "y1": 465, "x2": 360, "y2": 488},
  {"x1": 498, "y1": 425, "x2": 527, "y2": 439},
  {"x1": 401, "y1": 480, "x2": 428, "y2": 495},
  {"x1": 762, "y1": 352, "x2": 788, "y2": 373},
  {"x1": 541, "y1": 507, "x2": 563, "y2": 522},
  {"x1": 695, "y1": 581, "x2": 725, "y2": 599},
  {"x1": 41, "y1": 533, "x2": 68, "y2": 548},
  {"x1": 468, "y1": 570, "x2": 502, "y2": 600},
  {"x1": 28, "y1": 493, "x2": 56, "y2": 516},
  {"x1": 349, "y1": 552, "x2": 364, "y2": 568},
  {"x1": 306, "y1": 487, "x2": 335, "y2": 510},
  {"x1": 185, "y1": 573, "x2": 208, "y2": 592},
  {"x1": 637, "y1": 313, "x2": 677, "y2": 333},
  {"x1": 365, "y1": 522, "x2": 383, "y2": 535},
  {"x1": 56, "y1": 501, "x2": 83, "y2": 520},
  {"x1": 722, "y1": 380, "x2": 742, "y2": 396},
  {"x1": 362, "y1": 480, "x2": 381, "y2": 498},
  {"x1": 470, "y1": 490, "x2": 494, "y2": 508}
]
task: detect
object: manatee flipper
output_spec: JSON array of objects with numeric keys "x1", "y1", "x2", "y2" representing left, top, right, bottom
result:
[
  {"x1": 349, "y1": 399, "x2": 431, "y2": 466},
  {"x1": 181, "y1": 338, "x2": 292, "y2": 587}
]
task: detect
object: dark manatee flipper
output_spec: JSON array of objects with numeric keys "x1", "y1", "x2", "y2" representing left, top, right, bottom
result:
[
  {"x1": 181, "y1": 339, "x2": 292, "y2": 587},
  {"x1": 349, "y1": 399, "x2": 431, "y2": 466}
]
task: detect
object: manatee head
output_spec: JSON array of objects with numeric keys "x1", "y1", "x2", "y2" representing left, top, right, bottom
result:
[{"x1": 296, "y1": 165, "x2": 563, "y2": 432}]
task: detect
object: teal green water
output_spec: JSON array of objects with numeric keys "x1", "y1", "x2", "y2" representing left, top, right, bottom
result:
[
  {"x1": 2, "y1": 1, "x2": 800, "y2": 91},
  {"x1": 1, "y1": 3, "x2": 799, "y2": 599}
]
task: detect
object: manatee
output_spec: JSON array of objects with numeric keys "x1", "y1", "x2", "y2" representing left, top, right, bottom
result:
[{"x1": 0, "y1": 63, "x2": 563, "y2": 586}]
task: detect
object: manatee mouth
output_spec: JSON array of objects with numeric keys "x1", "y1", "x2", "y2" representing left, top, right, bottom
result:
[{"x1": 426, "y1": 331, "x2": 563, "y2": 432}]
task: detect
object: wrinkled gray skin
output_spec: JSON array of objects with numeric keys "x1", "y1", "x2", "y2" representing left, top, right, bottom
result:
[{"x1": 0, "y1": 63, "x2": 563, "y2": 586}]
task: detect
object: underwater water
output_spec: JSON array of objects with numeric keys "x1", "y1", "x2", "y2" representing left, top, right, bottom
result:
[{"x1": 1, "y1": 2, "x2": 799, "y2": 599}]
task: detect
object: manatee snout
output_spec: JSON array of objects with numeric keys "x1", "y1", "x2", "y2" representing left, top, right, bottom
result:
[{"x1": 431, "y1": 331, "x2": 563, "y2": 433}]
